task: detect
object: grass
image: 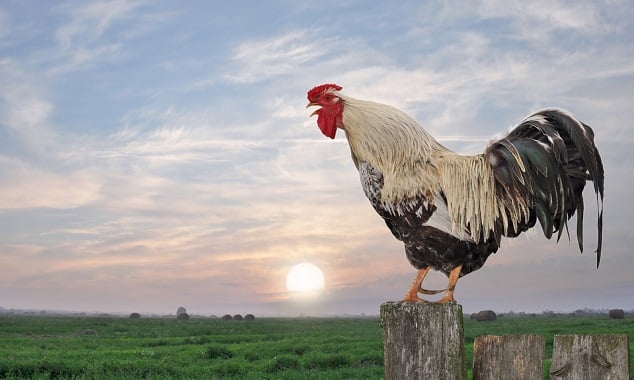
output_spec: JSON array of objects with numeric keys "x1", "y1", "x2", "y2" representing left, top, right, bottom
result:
[{"x1": 0, "y1": 313, "x2": 632, "y2": 379}]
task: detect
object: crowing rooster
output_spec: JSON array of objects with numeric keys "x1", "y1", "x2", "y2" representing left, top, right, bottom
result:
[{"x1": 307, "y1": 83, "x2": 604, "y2": 303}]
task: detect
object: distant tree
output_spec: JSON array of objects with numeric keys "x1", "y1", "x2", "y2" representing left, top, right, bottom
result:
[
  {"x1": 232, "y1": 314, "x2": 243, "y2": 321},
  {"x1": 244, "y1": 314, "x2": 255, "y2": 321},
  {"x1": 221, "y1": 314, "x2": 232, "y2": 320},
  {"x1": 129, "y1": 312, "x2": 141, "y2": 319},
  {"x1": 176, "y1": 306, "x2": 187, "y2": 316},
  {"x1": 176, "y1": 312, "x2": 190, "y2": 321}
]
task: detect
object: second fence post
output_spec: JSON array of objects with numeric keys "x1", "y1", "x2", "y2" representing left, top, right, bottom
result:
[
  {"x1": 472, "y1": 334, "x2": 545, "y2": 380},
  {"x1": 380, "y1": 301, "x2": 466, "y2": 380}
]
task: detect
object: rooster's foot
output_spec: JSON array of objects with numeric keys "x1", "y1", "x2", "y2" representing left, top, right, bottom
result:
[{"x1": 402, "y1": 265, "x2": 463, "y2": 304}]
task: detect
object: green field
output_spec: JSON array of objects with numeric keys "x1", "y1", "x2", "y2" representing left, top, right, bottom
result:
[{"x1": 0, "y1": 313, "x2": 632, "y2": 379}]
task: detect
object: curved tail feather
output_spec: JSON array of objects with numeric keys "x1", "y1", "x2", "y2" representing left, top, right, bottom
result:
[{"x1": 485, "y1": 109, "x2": 604, "y2": 266}]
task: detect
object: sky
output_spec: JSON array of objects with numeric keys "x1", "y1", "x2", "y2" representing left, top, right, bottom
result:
[{"x1": 1, "y1": 0, "x2": 633, "y2": 317}]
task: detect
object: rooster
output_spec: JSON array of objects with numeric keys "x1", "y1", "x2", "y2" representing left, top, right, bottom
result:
[{"x1": 306, "y1": 83, "x2": 604, "y2": 303}]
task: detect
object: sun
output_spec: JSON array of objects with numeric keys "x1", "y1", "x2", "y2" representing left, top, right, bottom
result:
[{"x1": 286, "y1": 262, "x2": 325, "y2": 293}]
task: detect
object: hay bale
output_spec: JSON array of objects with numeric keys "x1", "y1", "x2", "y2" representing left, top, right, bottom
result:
[
  {"x1": 609, "y1": 309, "x2": 625, "y2": 319},
  {"x1": 221, "y1": 314, "x2": 232, "y2": 320},
  {"x1": 176, "y1": 306, "x2": 187, "y2": 316},
  {"x1": 176, "y1": 312, "x2": 190, "y2": 321},
  {"x1": 129, "y1": 312, "x2": 141, "y2": 319},
  {"x1": 232, "y1": 314, "x2": 243, "y2": 320},
  {"x1": 476, "y1": 310, "x2": 497, "y2": 322},
  {"x1": 244, "y1": 314, "x2": 255, "y2": 321}
]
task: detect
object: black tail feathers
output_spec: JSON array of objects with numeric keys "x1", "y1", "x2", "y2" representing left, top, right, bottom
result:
[{"x1": 486, "y1": 109, "x2": 604, "y2": 266}]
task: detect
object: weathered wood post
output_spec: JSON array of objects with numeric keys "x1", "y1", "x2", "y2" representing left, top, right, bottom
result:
[
  {"x1": 380, "y1": 302, "x2": 466, "y2": 380},
  {"x1": 472, "y1": 335, "x2": 545, "y2": 380},
  {"x1": 550, "y1": 334, "x2": 630, "y2": 379}
]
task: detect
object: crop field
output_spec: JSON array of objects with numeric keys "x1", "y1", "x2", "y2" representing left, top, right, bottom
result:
[{"x1": 0, "y1": 313, "x2": 632, "y2": 379}]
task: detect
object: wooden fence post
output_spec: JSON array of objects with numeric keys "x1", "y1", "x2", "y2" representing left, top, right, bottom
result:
[
  {"x1": 550, "y1": 334, "x2": 630, "y2": 379},
  {"x1": 472, "y1": 335, "x2": 545, "y2": 380},
  {"x1": 380, "y1": 301, "x2": 466, "y2": 380}
]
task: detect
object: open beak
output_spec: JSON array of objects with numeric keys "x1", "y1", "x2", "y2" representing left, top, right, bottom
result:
[{"x1": 306, "y1": 102, "x2": 320, "y2": 117}]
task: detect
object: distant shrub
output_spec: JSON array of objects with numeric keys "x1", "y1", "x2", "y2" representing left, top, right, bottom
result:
[
  {"x1": 184, "y1": 336, "x2": 211, "y2": 345},
  {"x1": 129, "y1": 313, "x2": 141, "y2": 319},
  {"x1": 232, "y1": 314, "x2": 243, "y2": 321},
  {"x1": 268, "y1": 356, "x2": 300, "y2": 372},
  {"x1": 176, "y1": 307, "x2": 187, "y2": 317},
  {"x1": 221, "y1": 314, "x2": 232, "y2": 320},
  {"x1": 476, "y1": 310, "x2": 496, "y2": 322},
  {"x1": 355, "y1": 353, "x2": 383, "y2": 368},
  {"x1": 144, "y1": 340, "x2": 172, "y2": 347},
  {"x1": 286, "y1": 344, "x2": 309, "y2": 356},
  {"x1": 209, "y1": 361, "x2": 242, "y2": 377},
  {"x1": 244, "y1": 314, "x2": 255, "y2": 320},
  {"x1": 609, "y1": 309, "x2": 625, "y2": 319},
  {"x1": 306, "y1": 354, "x2": 350, "y2": 369},
  {"x1": 176, "y1": 312, "x2": 190, "y2": 321},
  {"x1": 202, "y1": 345, "x2": 233, "y2": 360},
  {"x1": 243, "y1": 350, "x2": 262, "y2": 362}
]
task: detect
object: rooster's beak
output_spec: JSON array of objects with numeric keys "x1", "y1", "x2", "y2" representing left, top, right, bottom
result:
[{"x1": 306, "y1": 102, "x2": 320, "y2": 117}]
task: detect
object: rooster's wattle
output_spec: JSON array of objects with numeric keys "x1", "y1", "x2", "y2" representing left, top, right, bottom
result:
[{"x1": 307, "y1": 83, "x2": 604, "y2": 303}]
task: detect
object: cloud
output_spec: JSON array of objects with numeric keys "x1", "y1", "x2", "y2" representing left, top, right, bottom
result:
[
  {"x1": 0, "y1": 8, "x2": 8, "y2": 40},
  {"x1": 0, "y1": 59, "x2": 54, "y2": 143},
  {"x1": 49, "y1": 0, "x2": 171, "y2": 73},
  {"x1": 0, "y1": 157, "x2": 101, "y2": 209},
  {"x1": 225, "y1": 30, "x2": 333, "y2": 84},
  {"x1": 55, "y1": 0, "x2": 143, "y2": 49},
  {"x1": 476, "y1": 0, "x2": 605, "y2": 34}
]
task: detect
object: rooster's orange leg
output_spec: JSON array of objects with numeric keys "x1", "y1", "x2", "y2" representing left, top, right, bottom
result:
[
  {"x1": 402, "y1": 267, "x2": 431, "y2": 303},
  {"x1": 437, "y1": 264, "x2": 463, "y2": 304}
]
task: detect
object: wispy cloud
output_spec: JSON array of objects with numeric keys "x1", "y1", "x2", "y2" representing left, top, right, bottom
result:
[
  {"x1": 49, "y1": 0, "x2": 168, "y2": 73},
  {"x1": 225, "y1": 30, "x2": 332, "y2": 84},
  {"x1": 0, "y1": 60, "x2": 56, "y2": 152},
  {"x1": 55, "y1": 0, "x2": 143, "y2": 49},
  {"x1": 0, "y1": 8, "x2": 8, "y2": 40},
  {"x1": 476, "y1": 0, "x2": 608, "y2": 41},
  {"x1": 0, "y1": 157, "x2": 101, "y2": 209}
]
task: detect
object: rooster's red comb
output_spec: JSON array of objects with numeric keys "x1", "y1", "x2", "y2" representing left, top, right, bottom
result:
[{"x1": 307, "y1": 83, "x2": 342, "y2": 100}]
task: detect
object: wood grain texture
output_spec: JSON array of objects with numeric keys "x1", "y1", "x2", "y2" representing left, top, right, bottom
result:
[
  {"x1": 472, "y1": 334, "x2": 544, "y2": 380},
  {"x1": 380, "y1": 302, "x2": 466, "y2": 380},
  {"x1": 550, "y1": 334, "x2": 630, "y2": 380}
]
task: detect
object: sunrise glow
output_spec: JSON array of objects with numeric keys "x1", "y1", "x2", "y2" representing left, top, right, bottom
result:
[{"x1": 286, "y1": 263, "x2": 325, "y2": 293}]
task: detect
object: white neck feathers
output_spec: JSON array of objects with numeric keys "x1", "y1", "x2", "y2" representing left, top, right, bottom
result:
[{"x1": 340, "y1": 96, "x2": 445, "y2": 202}]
